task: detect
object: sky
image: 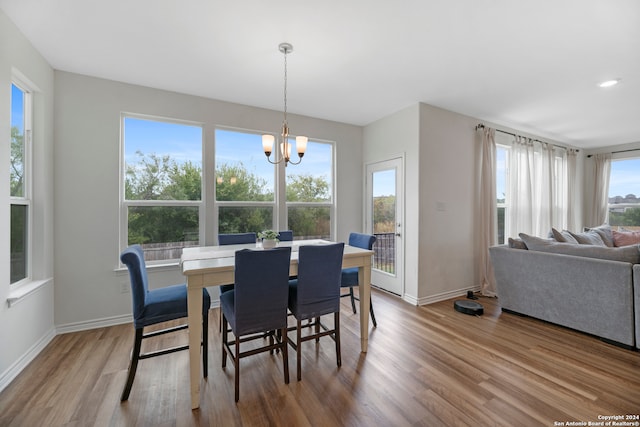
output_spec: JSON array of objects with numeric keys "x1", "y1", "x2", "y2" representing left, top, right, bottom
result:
[
  {"x1": 11, "y1": 84, "x2": 24, "y2": 131},
  {"x1": 609, "y1": 158, "x2": 640, "y2": 198}
]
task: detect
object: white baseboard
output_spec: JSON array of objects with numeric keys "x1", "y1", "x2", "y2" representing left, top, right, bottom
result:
[
  {"x1": 0, "y1": 327, "x2": 56, "y2": 393},
  {"x1": 415, "y1": 286, "x2": 481, "y2": 306},
  {"x1": 55, "y1": 314, "x2": 132, "y2": 335}
]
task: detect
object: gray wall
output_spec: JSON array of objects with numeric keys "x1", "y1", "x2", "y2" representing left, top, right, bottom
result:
[{"x1": 0, "y1": 9, "x2": 55, "y2": 387}]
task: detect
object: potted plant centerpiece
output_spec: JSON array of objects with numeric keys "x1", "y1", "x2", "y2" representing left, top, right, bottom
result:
[{"x1": 258, "y1": 230, "x2": 279, "y2": 249}]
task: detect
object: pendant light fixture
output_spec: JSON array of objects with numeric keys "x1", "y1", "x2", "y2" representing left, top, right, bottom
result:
[{"x1": 262, "y1": 43, "x2": 307, "y2": 166}]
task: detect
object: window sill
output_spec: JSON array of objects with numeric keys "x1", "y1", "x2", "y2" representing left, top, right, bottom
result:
[{"x1": 7, "y1": 278, "x2": 53, "y2": 307}]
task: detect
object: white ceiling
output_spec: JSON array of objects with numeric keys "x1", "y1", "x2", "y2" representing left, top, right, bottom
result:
[{"x1": 2, "y1": 0, "x2": 639, "y2": 149}]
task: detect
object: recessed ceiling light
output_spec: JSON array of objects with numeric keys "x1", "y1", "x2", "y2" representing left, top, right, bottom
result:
[{"x1": 599, "y1": 79, "x2": 621, "y2": 88}]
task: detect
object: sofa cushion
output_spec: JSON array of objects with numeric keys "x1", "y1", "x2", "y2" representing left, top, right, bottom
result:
[
  {"x1": 551, "y1": 228, "x2": 579, "y2": 244},
  {"x1": 567, "y1": 229, "x2": 606, "y2": 246},
  {"x1": 583, "y1": 224, "x2": 614, "y2": 247},
  {"x1": 519, "y1": 233, "x2": 640, "y2": 264},
  {"x1": 612, "y1": 230, "x2": 640, "y2": 247}
]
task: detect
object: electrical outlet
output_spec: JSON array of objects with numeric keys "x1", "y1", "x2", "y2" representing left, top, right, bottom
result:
[{"x1": 120, "y1": 281, "x2": 130, "y2": 293}]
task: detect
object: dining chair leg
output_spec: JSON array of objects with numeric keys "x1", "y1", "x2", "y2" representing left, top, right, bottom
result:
[
  {"x1": 296, "y1": 319, "x2": 303, "y2": 381},
  {"x1": 334, "y1": 312, "x2": 342, "y2": 367},
  {"x1": 349, "y1": 287, "x2": 357, "y2": 314},
  {"x1": 221, "y1": 316, "x2": 228, "y2": 368},
  {"x1": 281, "y1": 326, "x2": 290, "y2": 384},
  {"x1": 121, "y1": 328, "x2": 144, "y2": 401},
  {"x1": 202, "y1": 310, "x2": 209, "y2": 378},
  {"x1": 369, "y1": 297, "x2": 377, "y2": 328},
  {"x1": 315, "y1": 317, "x2": 320, "y2": 342},
  {"x1": 234, "y1": 336, "x2": 241, "y2": 402}
]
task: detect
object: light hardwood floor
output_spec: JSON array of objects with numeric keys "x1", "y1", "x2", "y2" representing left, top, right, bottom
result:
[{"x1": 1, "y1": 290, "x2": 639, "y2": 426}]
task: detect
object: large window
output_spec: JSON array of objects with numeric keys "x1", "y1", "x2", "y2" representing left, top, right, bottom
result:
[
  {"x1": 215, "y1": 128, "x2": 334, "y2": 240},
  {"x1": 122, "y1": 115, "x2": 203, "y2": 262},
  {"x1": 10, "y1": 82, "x2": 31, "y2": 284},
  {"x1": 215, "y1": 129, "x2": 275, "y2": 233},
  {"x1": 495, "y1": 135, "x2": 569, "y2": 241},
  {"x1": 286, "y1": 141, "x2": 333, "y2": 239},
  {"x1": 122, "y1": 123, "x2": 334, "y2": 262},
  {"x1": 608, "y1": 157, "x2": 640, "y2": 230}
]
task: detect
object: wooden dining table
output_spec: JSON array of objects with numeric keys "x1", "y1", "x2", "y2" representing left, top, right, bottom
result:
[{"x1": 180, "y1": 239, "x2": 374, "y2": 409}]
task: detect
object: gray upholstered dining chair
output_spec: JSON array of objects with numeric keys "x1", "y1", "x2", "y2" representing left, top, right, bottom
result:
[
  {"x1": 287, "y1": 242, "x2": 345, "y2": 381},
  {"x1": 220, "y1": 247, "x2": 292, "y2": 401},
  {"x1": 340, "y1": 232, "x2": 378, "y2": 327}
]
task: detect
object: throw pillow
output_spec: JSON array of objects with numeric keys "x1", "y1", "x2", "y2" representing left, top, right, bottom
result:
[
  {"x1": 567, "y1": 229, "x2": 606, "y2": 246},
  {"x1": 508, "y1": 237, "x2": 527, "y2": 249},
  {"x1": 519, "y1": 233, "x2": 640, "y2": 264},
  {"x1": 583, "y1": 224, "x2": 614, "y2": 247},
  {"x1": 518, "y1": 233, "x2": 557, "y2": 249},
  {"x1": 551, "y1": 228, "x2": 578, "y2": 244},
  {"x1": 612, "y1": 230, "x2": 640, "y2": 247}
]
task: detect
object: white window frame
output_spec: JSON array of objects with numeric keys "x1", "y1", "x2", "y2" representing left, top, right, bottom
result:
[
  {"x1": 10, "y1": 79, "x2": 33, "y2": 286},
  {"x1": 119, "y1": 113, "x2": 205, "y2": 264}
]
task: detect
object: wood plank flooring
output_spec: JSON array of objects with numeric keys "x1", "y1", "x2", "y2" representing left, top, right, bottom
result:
[{"x1": 1, "y1": 290, "x2": 639, "y2": 426}]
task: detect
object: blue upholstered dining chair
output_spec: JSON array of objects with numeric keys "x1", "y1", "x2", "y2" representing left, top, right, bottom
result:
[
  {"x1": 287, "y1": 242, "x2": 345, "y2": 381},
  {"x1": 278, "y1": 230, "x2": 294, "y2": 241},
  {"x1": 218, "y1": 232, "x2": 257, "y2": 294},
  {"x1": 217, "y1": 232, "x2": 258, "y2": 331},
  {"x1": 341, "y1": 233, "x2": 378, "y2": 327},
  {"x1": 220, "y1": 247, "x2": 292, "y2": 401},
  {"x1": 119, "y1": 245, "x2": 211, "y2": 401}
]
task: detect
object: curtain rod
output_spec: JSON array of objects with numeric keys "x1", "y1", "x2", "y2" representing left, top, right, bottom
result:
[
  {"x1": 475, "y1": 123, "x2": 579, "y2": 152},
  {"x1": 586, "y1": 148, "x2": 640, "y2": 158}
]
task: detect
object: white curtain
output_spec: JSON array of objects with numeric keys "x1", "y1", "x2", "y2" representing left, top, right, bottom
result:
[
  {"x1": 588, "y1": 153, "x2": 611, "y2": 227},
  {"x1": 508, "y1": 136, "x2": 565, "y2": 237},
  {"x1": 566, "y1": 149, "x2": 579, "y2": 230},
  {"x1": 478, "y1": 127, "x2": 497, "y2": 296}
]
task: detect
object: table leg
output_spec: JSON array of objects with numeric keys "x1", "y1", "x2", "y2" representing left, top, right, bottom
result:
[
  {"x1": 357, "y1": 256, "x2": 372, "y2": 352},
  {"x1": 187, "y1": 279, "x2": 203, "y2": 409}
]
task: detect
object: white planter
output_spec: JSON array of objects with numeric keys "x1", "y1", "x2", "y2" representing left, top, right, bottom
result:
[{"x1": 262, "y1": 239, "x2": 277, "y2": 249}]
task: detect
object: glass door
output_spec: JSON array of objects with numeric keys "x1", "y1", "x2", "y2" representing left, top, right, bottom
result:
[{"x1": 366, "y1": 157, "x2": 403, "y2": 295}]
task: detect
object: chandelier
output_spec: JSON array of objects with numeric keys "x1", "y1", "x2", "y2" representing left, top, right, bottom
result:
[{"x1": 262, "y1": 43, "x2": 307, "y2": 166}]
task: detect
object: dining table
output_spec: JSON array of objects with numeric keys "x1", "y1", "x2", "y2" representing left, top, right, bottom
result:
[{"x1": 180, "y1": 239, "x2": 374, "y2": 409}]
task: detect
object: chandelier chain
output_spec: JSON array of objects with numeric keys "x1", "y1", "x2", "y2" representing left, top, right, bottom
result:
[{"x1": 283, "y1": 47, "x2": 288, "y2": 125}]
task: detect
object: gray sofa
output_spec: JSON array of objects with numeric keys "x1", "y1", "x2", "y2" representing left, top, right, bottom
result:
[{"x1": 489, "y1": 244, "x2": 640, "y2": 349}]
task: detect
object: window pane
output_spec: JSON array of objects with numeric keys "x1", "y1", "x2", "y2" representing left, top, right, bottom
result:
[
  {"x1": 11, "y1": 204, "x2": 28, "y2": 283},
  {"x1": 11, "y1": 84, "x2": 25, "y2": 198},
  {"x1": 215, "y1": 129, "x2": 274, "y2": 201},
  {"x1": 286, "y1": 141, "x2": 332, "y2": 202},
  {"x1": 124, "y1": 117, "x2": 202, "y2": 201},
  {"x1": 287, "y1": 206, "x2": 330, "y2": 239},
  {"x1": 128, "y1": 206, "x2": 199, "y2": 260},
  {"x1": 608, "y1": 158, "x2": 640, "y2": 229},
  {"x1": 218, "y1": 206, "x2": 273, "y2": 234}
]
